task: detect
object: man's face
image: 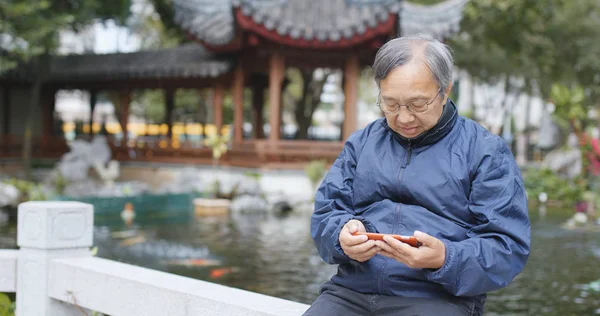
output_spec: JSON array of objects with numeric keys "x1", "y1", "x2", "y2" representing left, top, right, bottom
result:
[{"x1": 379, "y1": 61, "x2": 451, "y2": 139}]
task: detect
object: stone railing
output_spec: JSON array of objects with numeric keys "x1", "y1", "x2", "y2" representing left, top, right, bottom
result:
[{"x1": 0, "y1": 201, "x2": 310, "y2": 315}]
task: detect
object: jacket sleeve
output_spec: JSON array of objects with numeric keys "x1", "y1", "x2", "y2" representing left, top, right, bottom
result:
[
  {"x1": 425, "y1": 140, "x2": 531, "y2": 296},
  {"x1": 311, "y1": 134, "x2": 378, "y2": 264}
]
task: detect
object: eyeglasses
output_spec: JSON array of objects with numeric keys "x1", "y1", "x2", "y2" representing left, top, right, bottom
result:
[{"x1": 377, "y1": 89, "x2": 442, "y2": 114}]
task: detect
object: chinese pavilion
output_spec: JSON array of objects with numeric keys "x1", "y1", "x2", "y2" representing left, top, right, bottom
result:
[{"x1": 0, "y1": 0, "x2": 468, "y2": 168}]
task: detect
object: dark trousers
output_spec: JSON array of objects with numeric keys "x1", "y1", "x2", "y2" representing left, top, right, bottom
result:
[{"x1": 303, "y1": 281, "x2": 483, "y2": 316}]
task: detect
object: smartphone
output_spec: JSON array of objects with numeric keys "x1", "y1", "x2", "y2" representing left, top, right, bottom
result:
[{"x1": 352, "y1": 232, "x2": 422, "y2": 247}]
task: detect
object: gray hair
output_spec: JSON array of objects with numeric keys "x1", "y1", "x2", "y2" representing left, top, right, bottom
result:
[{"x1": 372, "y1": 34, "x2": 454, "y2": 93}]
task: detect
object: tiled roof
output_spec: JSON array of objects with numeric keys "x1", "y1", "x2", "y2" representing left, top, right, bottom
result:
[
  {"x1": 174, "y1": 0, "x2": 468, "y2": 47},
  {"x1": 2, "y1": 43, "x2": 232, "y2": 83},
  {"x1": 173, "y1": 0, "x2": 236, "y2": 46},
  {"x1": 174, "y1": 0, "x2": 401, "y2": 45},
  {"x1": 400, "y1": 0, "x2": 469, "y2": 39}
]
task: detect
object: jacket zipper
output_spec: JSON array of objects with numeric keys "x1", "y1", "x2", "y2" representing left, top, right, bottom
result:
[
  {"x1": 380, "y1": 143, "x2": 412, "y2": 294},
  {"x1": 398, "y1": 142, "x2": 412, "y2": 180}
]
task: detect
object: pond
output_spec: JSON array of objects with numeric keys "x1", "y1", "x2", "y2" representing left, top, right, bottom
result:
[{"x1": 1, "y1": 207, "x2": 599, "y2": 315}]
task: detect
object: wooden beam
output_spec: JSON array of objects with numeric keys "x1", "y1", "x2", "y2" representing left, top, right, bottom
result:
[
  {"x1": 235, "y1": 8, "x2": 397, "y2": 50},
  {"x1": 232, "y1": 65, "x2": 245, "y2": 144},
  {"x1": 213, "y1": 83, "x2": 224, "y2": 133},
  {"x1": 89, "y1": 90, "x2": 97, "y2": 135},
  {"x1": 2, "y1": 87, "x2": 10, "y2": 136},
  {"x1": 120, "y1": 90, "x2": 131, "y2": 146},
  {"x1": 343, "y1": 55, "x2": 359, "y2": 140},
  {"x1": 268, "y1": 53, "x2": 285, "y2": 143},
  {"x1": 165, "y1": 88, "x2": 175, "y2": 137},
  {"x1": 44, "y1": 75, "x2": 235, "y2": 91}
]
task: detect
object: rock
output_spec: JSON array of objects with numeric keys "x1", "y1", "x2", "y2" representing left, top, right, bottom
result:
[
  {"x1": 89, "y1": 136, "x2": 112, "y2": 166},
  {"x1": 59, "y1": 151, "x2": 91, "y2": 182},
  {"x1": 157, "y1": 168, "x2": 204, "y2": 194},
  {"x1": 235, "y1": 176, "x2": 262, "y2": 196},
  {"x1": 58, "y1": 136, "x2": 114, "y2": 183},
  {"x1": 63, "y1": 179, "x2": 99, "y2": 197},
  {"x1": 230, "y1": 194, "x2": 267, "y2": 213},
  {"x1": 271, "y1": 201, "x2": 293, "y2": 213},
  {"x1": 0, "y1": 183, "x2": 19, "y2": 207},
  {"x1": 93, "y1": 160, "x2": 120, "y2": 186},
  {"x1": 574, "y1": 212, "x2": 588, "y2": 225}
]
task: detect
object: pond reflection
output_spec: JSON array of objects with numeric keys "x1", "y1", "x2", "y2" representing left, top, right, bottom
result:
[{"x1": 1, "y1": 208, "x2": 599, "y2": 315}]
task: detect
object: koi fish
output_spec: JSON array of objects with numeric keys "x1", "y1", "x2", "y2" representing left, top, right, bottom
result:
[
  {"x1": 209, "y1": 267, "x2": 240, "y2": 279},
  {"x1": 164, "y1": 258, "x2": 221, "y2": 267}
]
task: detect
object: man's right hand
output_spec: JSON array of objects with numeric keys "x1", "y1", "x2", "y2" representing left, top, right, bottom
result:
[{"x1": 339, "y1": 219, "x2": 379, "y2": 262}]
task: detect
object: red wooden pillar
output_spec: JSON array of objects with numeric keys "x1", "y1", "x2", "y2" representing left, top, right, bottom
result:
[
  {"x1": 343, "y1": 54, "x2": 359, "y2": 140},
  {"x1": 120, "y1": 90, "x2": 131, "y2": 146},
  {"x1": 213, "y1": 83, "x2": 224, "y2": 134},
  {"x1": 251, "y1": 75, "x2": 267, "y2": 139},
  {"x1": 268, "y1": 53, "x2": 285, "y2": 144},
  {"x1": 232, "y1": 65, "x2": 245, "y2": 144}
]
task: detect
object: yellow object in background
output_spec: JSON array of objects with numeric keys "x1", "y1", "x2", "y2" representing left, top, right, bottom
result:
[
  {"x1": 159, "y1": 124, "x2": 169, "y2": 135},
  {"x1": 147, "y1": 124, "x2": 160, "y2": 135},
  {"x1": 61, "y1": 122, "x2": 232, "y2": 138}
]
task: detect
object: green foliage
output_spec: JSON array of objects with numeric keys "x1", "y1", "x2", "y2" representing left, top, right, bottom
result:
[
  {"x1": 244, "y1": 171, "x2": 262, "y2": 181},
  {"x1": 0, "y1": 293, "x2": 15, "y2": 316},
  {"x1": 523, "y1": 168, "x2": 585, "y2": 207},
  {"x1": 51, "y1": 171, "x2": 68, "y2": 195},
  {"x1": 305, "y1": 160, "x2": 327, "y2": 189},
  {"x1": 132, "y1": 90, "x2": 166, "y2": 123},
  {"x1": 148, "y1": 0, "x2": 186, "y2": 42},
  {"x1": 550, "y1": 83, "x2": 587, "y2": 128},
  {"x1": 204, "y1": 133, "x2": 230, "y2": 162},
  {"x1": 175, "y1": 89, "x2": 205, "y2": 123},
  {"x1": 0, "y1": 0, "x2": 131, "y2": 72},
  {"x1": 2, "y1": 178, "x2": 47, "y2": 202},
  {"x1": 449, "y1": 0, "x2": 600, "y2": 103},
  {"x1": 129, "y1": 0, "x2": 181, "y2": 50}
]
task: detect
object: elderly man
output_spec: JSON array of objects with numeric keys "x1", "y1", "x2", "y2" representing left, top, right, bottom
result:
[{"x1": 306, "y1": 34, "x2": 530, "y2": 316}]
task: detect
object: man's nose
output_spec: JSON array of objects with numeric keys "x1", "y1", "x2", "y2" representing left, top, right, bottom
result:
[{"x1": 396, "y1": 106, "x2": 415, "y2": 124}]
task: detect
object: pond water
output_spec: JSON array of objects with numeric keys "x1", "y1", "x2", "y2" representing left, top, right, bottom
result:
[{"x1": 1, "y1": 207, "x2": 599, "y2": 315}]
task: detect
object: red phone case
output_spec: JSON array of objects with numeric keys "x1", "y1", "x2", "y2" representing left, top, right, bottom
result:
[{"x1": 353, "y1": 232, "x2": 422, "y2": 247}]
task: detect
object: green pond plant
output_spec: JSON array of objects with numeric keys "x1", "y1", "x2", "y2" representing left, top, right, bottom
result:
[
  {"x1": 305, "y1": 160, "x2": 327, "y2": 191},
  {"x1": 0, "y1": 293, "x2": 15, "y2": 316},
  {"x1": 204, "y1": 133, "x2": 230, "y2": 166}
]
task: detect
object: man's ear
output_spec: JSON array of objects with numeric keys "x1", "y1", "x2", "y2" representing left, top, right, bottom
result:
[{"x1": 444, "y1": 82, "x2": 454, "y2": 101}]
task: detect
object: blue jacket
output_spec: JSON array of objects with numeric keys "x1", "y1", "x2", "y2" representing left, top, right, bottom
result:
[{"x1": 311, "y1": 100, "x2": 530, "y2": 301}]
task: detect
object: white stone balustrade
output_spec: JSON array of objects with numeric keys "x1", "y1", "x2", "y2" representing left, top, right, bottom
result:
[{"x1": 0, "y1": 201, "x2": 310, "y2": 316}]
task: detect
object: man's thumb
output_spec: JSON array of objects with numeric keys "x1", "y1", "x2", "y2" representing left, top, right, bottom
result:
[
  {"x1": 414, "y1": 230, "x2": 434, "y2": 245},
  {"x1": 346, "y1": 220, "x2": 360, "y2": 233}
]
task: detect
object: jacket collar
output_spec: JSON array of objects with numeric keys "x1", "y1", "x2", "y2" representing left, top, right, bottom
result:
[{"x1": 383, "y1": 99, "x2": 458, "y2": 148}]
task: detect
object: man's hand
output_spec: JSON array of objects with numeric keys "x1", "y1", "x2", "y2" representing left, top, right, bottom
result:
[
  {"x1": 375, "y1": 231, "x2": 446, "y2": 269},
  {"x1": 339, "y1": 220, "x2": 379, "y2": 262}
]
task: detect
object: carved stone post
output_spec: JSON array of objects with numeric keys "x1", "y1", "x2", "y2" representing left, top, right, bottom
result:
[{"x1": 16, "y1": 201, "x2": 94, "y2": 316}]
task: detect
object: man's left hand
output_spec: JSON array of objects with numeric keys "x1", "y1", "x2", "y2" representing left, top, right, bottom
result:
[{"x1": 375, "y1": 231, "x2": 446, "y2": 269}]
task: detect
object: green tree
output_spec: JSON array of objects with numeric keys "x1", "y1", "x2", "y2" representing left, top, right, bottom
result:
[
  {"x1": 449, "y1": 0, "x2": 600, "y2": 103},
  {"x1": 283, "y1": 68, "x2": 330, "y2": 139}
]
